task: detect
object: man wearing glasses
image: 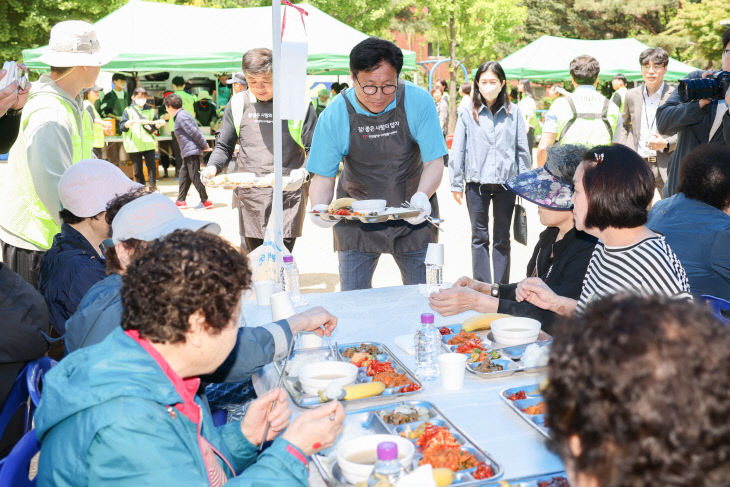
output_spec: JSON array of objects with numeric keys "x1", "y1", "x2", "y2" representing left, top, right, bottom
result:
[
  {"x1": 307, "y1": 37, "x2": 446, "y2": 291},
  {"x1": 657, "y1": 27, "x2": 730, "y2": 197},
  {"x1": 614, "y1": 47, "x2": 677, "y2": 194}
]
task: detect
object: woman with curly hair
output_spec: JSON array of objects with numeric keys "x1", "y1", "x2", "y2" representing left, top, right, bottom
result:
[
  {"x1": 35, "y1": 230, "x2": 345, "y2": 486},
  {"x1": 516, "y1": 144, "x2": 691, "y2": 316},
  {"x1": 545, "y1": 294, "x2": 730, "y2": 486}
]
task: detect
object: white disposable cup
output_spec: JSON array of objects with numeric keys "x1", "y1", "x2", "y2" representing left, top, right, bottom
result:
[
  {"x1": 438, "y1": 353, "x2": 467, "y2": 390},
  {"x1": 270, "y1": 291, "x2": 296, "y2": 321},
  {"x1": 253, "y1": 279, "x2": 275, "y2": 306},
  {"x1": 299, "y1": 332, "x2": 323, "y2": 349},
  {"x1": 424, "y1": 243, "x2": 444, "y2": 266}
]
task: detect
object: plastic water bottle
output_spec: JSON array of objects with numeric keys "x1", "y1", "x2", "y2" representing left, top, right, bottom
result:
[
  {"x1": 426, "y1": 262, "x2": 443, "y2": 294},
  {"x1": 280, "y1": 255, "x2": 307, "y2": 306},
  {"x1": 415, "y1": 313, "x2": 440, "y2": 381},
  {"x1": 367, "y1": 442, "x2": 405, "y2": 487}
]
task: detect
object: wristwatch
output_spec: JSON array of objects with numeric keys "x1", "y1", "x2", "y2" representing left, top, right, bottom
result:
[{"x1": 490, "y1": 283, "x2": 500, "y2": 298}]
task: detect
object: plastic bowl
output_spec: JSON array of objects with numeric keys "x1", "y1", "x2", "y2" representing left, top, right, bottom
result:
[
  {"x1": 351, "y1": 199, "x2": 387, "y2": 213},
  {"x1": 298, "y1": 361, "x2": 358, "y2": 395},
  {"x1": 491, "y1": 317, "x2": 541, "y2": 346},
  {"x1": 336, "y1": 434, "x2": 415, "y2": 484}
]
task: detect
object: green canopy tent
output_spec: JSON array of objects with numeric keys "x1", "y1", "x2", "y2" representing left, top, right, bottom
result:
[
  {"x1": 488, "y1": 35, "x2": 696, "y2": 82},
  {"x1": 22, "y1": 0, "x2": 416, "y2": 75}
]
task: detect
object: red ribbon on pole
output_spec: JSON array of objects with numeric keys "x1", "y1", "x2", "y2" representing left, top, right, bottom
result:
[{"x1": 281, "y1": 0, "x2": 308, "y2": 39}]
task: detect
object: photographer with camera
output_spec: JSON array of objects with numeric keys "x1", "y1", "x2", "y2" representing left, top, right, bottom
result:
[{"x1": 656, "y1": 28, "x2": 730, "y2": 197}]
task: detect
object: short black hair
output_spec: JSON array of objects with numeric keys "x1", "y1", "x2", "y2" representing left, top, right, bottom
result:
[
  {"x1": 132, "y1": 87, "x2": 148, "y2": 97},
  {"x1": 437, "y1": 78, "x2": 448, "y2": 91},
  {"x1": 723, "y1": 27, "x2": 730, "y2": 50},
  {"x1": 612, "y1": 74, "x2": 627, "y2": 84},
  {"x1": 545, "y1": 294, "x2": 730, "y2": 485},
  {"x1": 639, "y1": 47, "x2": 669, "y2": 67},
  {"x1": 171, "y1": 76, "x2": 185, "y2": 87},
  {"x1": 164, "y1": 93, "x2": 182, "y2": 109},
  {"x1": 569, "y1": 55, "x2": 600, "y2": 85},
  {"x1": 112, "y1": 73, "x2": 126, "y2": 82},
  {"x1": 330, "y1": 82, "x2": 340, "y2": 93},
  {"x1": 459, "y1": 83, "x2": 471, "y2": 95},
  {"x1": 581, "y1": 144, "x2": 654, "y2": 231},
  {"x1": 339, "y1": 82, "x2": 349, "y2": 90},
  {"x1": 678, "y1": 144, "x2": 730, "y2": 210},
  {"x1": 350, "y1": 37, "x2": 403, "y2": 78},
  {"x1": 59, "y1": 208, "x2": 84, "y2": 225},
  {"x1": 121, "y1": 230, "x2": 251, "y2": 344}
]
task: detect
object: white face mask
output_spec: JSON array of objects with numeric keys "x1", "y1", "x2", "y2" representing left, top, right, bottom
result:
[
  {"x1": 479, "y1": 83, "x2": 502, "y2": 102},
  {"x1": 134, "y1": 98, "x2": 146, "y2": 107}
]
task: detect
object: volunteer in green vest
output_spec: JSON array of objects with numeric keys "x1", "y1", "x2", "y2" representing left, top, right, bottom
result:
[
  {"x1": 312, "y1": 88, "x2": 329, "y2": 116},
  {"x1": 82, "y1": 85, "x2": 109, "y2": 158},
  {"x1": 120, "y1": 87, "x2": 165, "y2": 190},
  {"x1": 163, "y1": 76, "x2": 196, "y2": 176},
  {"x1": 0, "y1": 20, "x2": 110, "y2": 287},
  {"x1": 213, "y1": 73, "x2": 232, "y2": 109},
  {"x1": 193, "y1": 90, "x2": 218, "y2": 128},
  {"x1": 611, "y1": 74, "x2": 628, "y2": 114},
  {"x1": 99, "y1": 73, "x2": 130, "y2": 135},
  {"x1": 202, "y1": 48, "x2": 317, "y2": 252},
  {"x1": 537, "y1": 55, "x2": 620, "y2": 167}
]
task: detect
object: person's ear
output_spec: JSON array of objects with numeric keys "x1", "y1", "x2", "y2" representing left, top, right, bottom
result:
[
  {"x1": 186, "y1": 310, "x2": 207, "y2": 348},
  {"x1": 568, "y1": 434, "x2": 582, "y2": 458}
]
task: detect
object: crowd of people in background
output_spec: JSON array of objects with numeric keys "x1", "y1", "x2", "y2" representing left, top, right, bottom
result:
[{"x1": 0, "y1": 17, "x2": 729, "y2": 487}]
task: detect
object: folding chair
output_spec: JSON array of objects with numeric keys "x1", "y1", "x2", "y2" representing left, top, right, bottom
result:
[
  {"x1": 699, "y1": 294, "x2": 730, "y2": 325},
  {"x1": 0, "y1": 430, "x2": 41, "y2": 486}
]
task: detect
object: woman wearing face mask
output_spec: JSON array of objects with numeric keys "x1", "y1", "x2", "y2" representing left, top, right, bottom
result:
[
  {"x1": 449, "y1": 61, "x2": 531, "y2": 284},
  {"x1": 120, "y1": 87, "x2": 166, "y2": 191}
]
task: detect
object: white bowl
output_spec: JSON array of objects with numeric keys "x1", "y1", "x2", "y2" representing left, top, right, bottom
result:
[
  {"x1": 336, "y1": 434, "x2": 415, "y2": 484},
  {"x1": 351, "y1": 199, "x2": 387, "y2": 213},
  {"x1": 298, "y1": 361, "x2": 358, "y2": 395},
  {"x1": 491, "y1": 317, "x2": 542, "y2": 346}
]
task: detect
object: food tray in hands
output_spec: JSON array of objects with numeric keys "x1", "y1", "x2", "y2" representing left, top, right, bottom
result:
[
  {"x1": 272, "y1": 342, "x2": 422, "y2": 409},
  {"x1": 205, "y1": 172, "x2": 305, "y2": 190},
  {"x1": 439, "y1": 324, "x2": 552, "y2": 379},
  {"x1": 312, "y1": 400, "x2": 504, "y2": 486},
  {"x1": 499, "y1": 384, "x2": 550, "y2": 439},
  {"x1": 310, "y1": 207, "x2": 421, "y2": 224}
]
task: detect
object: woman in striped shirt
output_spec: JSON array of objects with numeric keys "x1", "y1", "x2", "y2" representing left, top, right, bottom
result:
[{"x1": 516, "y1": 144, "x2": 691, "y2": 316}]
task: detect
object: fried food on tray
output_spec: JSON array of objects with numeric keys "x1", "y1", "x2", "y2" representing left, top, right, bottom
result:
[
  {"x1": 342, "y1": 343, "x2": 380, "y2": 358},
  {"x1": 419, "y1": 447, "x2": 479, "y2": 471},
  {"x1": 455, "y1": 338, "x2": 486, "y2": 354},
  {"x1": 521, "y1": 402, "x2": 546, "y2": 415},
  {"x1": 447, "y1": 331, "x2": 480, "y2": 345},
  {"x1": 372, "y1": 370, "x2": 411, "y2": 388}
]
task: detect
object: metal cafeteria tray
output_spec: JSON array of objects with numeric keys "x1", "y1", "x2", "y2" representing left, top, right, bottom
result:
[
  {"x1": 499, "y1": 384, "x2": 550, "y2": 439},
  {"x1": 440, "y1": 324, "x2": 552, "y2": 379},
  {"x1": 312, "y1": 400, "x2": 504, "y2": 486},
  {"x1": 310, "y1": 207, "x2": 421, "y2": 224},
  {"x1": 273, "y1": 342, "x2": 422, "y2": 409},
  {"x1": 482, "y1": 471, "x2": 570, "y2": 486}
]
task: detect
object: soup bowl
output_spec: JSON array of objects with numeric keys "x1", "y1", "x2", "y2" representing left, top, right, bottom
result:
[
  {"x1": 298, "y1": 361, "x2": 358, "y2": 395},
  {"x1": 336, "y1": 434, "x2": 415, "y2": 484},
  {"x1": 491, "y1": 317, "x2": 541, "y2": 346}
]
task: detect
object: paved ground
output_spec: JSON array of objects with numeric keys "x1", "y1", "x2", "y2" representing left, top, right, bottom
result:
[{"x1": 0, "y1": 162, "x2": 545, "y2": 291}]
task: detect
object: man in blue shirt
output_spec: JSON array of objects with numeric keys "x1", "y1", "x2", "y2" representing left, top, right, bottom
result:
[{"x1": 307, "y1": 37, "x2": 447, "y2": 291}]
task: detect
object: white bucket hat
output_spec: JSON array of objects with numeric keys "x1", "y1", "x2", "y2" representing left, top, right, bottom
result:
[
  {"x1": 59, "y1": 159, "x2": 142, "y2": 218},
  {"x1": 37, "y1": 20, "x2": 115, "y2": 67}
]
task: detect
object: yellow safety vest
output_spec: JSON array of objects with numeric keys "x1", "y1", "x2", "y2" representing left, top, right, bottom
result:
[
  {"x1": 83, "y1": 99, "x2": 106, "y2": 149},
  {"x1": 0, "y1": 92, "x2": 92, "y2": 249},
  {"x1": 122, "y1": 105, "x2": 158, "y2": 153}
]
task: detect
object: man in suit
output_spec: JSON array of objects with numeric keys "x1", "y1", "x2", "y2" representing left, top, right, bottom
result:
[
  {"x1": 615, "y1": 47, "x2": 677, "y2": 193},
  {"x1": 657, "y1": 28, "x2": 730, "y2": 197}
]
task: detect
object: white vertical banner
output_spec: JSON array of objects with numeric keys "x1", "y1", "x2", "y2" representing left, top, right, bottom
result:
[
  {"x1": 279, "y1": 5, "x2": 308, "y2": 120},
  {"x1": 271, "y1": 0, "x2": 284, "y2": 252}
]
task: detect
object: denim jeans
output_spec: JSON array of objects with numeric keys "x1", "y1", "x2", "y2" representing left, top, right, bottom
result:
[
  {"x1": 465, "y1": 183, "x2": 515, "y2": 284},
  {"x1": 338, "y1": 248, "x2": 428, "y2": 291}
]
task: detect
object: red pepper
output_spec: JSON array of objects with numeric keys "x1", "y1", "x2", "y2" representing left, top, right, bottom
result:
[
  {"x1": 473, "y1": 463, "x2": 495, "y2": 479},
  {"x1": 507, "y1": 390, "x2": 527, "y2": 401},
  {"x1": 399, "y1": 383, "x2": 420, "y2": 393},
  {"x1": 439, "y1": 326, "x2": 452, "y2": 336}
]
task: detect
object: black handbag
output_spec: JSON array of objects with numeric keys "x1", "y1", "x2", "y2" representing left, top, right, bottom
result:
[{"x1": 513, "y1": 195, "x2": 528, "y2": 245}]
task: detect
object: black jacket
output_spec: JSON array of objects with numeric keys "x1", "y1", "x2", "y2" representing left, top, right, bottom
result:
[
  {"x1": 498, "y1": 227, "x2": 597, "y2": 334},
  {"x1": 0, "y1": 111, "x2": 21, "y2": 154}
]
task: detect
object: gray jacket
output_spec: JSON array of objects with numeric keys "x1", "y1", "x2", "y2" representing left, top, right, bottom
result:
[
  {"x1": 449, "y1": 102, "x2": 530, "y2": 191},
  {"x1": 172, "y1": 108, "x2": 209, "y2": 159}
]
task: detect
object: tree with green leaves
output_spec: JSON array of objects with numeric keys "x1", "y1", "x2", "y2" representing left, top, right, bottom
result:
[
  {"x1": 426, "y1": 0, "x2": 527, "y2": 133},
  {"x1": 666, "y1": 0, "x2": 729, "y2": 69}
]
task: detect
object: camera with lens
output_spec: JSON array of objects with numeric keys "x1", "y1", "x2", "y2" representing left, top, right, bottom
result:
[{"x1": 678, "y1": 71, "x2": 730, "y2": 102}]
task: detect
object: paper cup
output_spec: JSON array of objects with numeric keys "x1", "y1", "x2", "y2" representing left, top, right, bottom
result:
[
  {"x1": 270, "y1": 291, "x2": 296, "y2": 321},
  {"x1": 424, "y1": 243, "x2": 444, "y2": 266},
  {"x1": 253, "y1": 279, "x2": 275, "y2": 306},
  {"x1": 299, "y1": 332, "x2": 323, "y2": 349},
  {"x1": 438, "y1": 353, "x2": 467, "y2": 390}
]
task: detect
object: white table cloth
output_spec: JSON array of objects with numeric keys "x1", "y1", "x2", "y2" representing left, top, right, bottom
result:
[{"x1": 242, "y1": 285, "x2": 564, "y2": 485}]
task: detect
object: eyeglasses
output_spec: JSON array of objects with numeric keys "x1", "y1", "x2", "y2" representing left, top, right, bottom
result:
[
  {"x1": 723, "y1": 49, "x2": 730, "y2": 56},
  {"x1": 640, "y1": 63, "x2": 666, "y2": 71},
  {"x1": 355, "y1": 75, "x2": 397, "y2": 96}
]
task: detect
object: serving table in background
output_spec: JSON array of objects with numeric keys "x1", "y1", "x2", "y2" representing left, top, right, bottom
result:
[{"x1": 242, "y1": 285, "x2": 564, "y2": 486}]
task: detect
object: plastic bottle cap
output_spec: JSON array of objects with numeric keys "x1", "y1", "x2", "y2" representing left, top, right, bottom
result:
[
  {"x1": 420, "y1": 313, "x2": 434, "y2": 324},
  {"x1": 376, "y1": 441, "x2": 398, "y2": 461},
  {"x1": 283, "y1": 255, "x2": 294, "y2": 263}
]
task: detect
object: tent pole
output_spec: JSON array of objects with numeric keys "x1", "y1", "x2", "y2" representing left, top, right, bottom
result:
[{"x1": 272, "y1": 0, "x2": 284, "y2": 252}]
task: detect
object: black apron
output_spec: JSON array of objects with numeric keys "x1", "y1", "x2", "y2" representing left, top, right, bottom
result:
[
  {"x1": 234, "y1": 94, "x2": 309, "y2": 239},
  {"x1": 334, "y1": 81, "x2": 438, "y2": 253}
]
